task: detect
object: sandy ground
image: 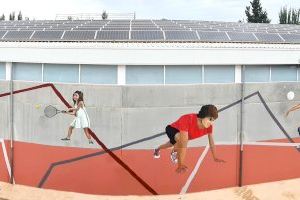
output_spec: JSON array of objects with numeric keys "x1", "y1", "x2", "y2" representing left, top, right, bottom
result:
[{"x1": 0, "y1": 178, "x2": 299, "y2": 200}]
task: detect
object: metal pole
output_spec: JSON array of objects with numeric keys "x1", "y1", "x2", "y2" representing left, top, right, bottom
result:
[
  {"x1": 9, "y1": 63, "x2": 14, "y2": 184},
  {"x1": 238, "y1": 65, "x2": 245, "y2": 187}
]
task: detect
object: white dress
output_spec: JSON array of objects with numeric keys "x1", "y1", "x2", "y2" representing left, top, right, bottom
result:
[{"x1": 70, "y1": 104, "x2": 90, "y2": 128}]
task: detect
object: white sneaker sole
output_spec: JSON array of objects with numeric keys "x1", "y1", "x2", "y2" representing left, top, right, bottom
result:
[
  {"x1": 154, "y1": 149, "x2": 160, "y2": 159},
  {"x1": 170, "y1": 152, "x2": 178, "y2": 164}
]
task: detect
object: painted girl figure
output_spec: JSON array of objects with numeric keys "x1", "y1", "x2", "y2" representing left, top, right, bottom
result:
[{"x1": 61, "y1": 90, "x2": 93, "y2": 144}]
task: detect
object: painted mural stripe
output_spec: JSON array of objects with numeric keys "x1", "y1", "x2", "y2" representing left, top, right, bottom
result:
[
  {"x1": 245, "y1": 142, "x2": 300, "y2": 147},
  {"x1": 180, "y1": 144, "x2": 209, "y2": 194},
  {"x1": 0, "y1": 139, "x2": 15, "y2": 183}
]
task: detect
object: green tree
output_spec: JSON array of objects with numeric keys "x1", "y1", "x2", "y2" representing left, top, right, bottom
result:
[
  {"x1": 17, "y1": 11, "x2": 22, "y2": 20},
  {"x1": 102, "y1": 10, "x2": 108, "y2": 20},
  {"x1": 0, "y1": 14, "x2": 5, "y2": 20},
  {"x1": 245, "y1": 0, "x2": 271, "y2": 23},
  {"x1": 291, "y1": 8, "x2": 300, "y2": 24},
  {"x1": 279, "y1": 6, "x2": 300, "y2": 24},
  {"x1": 9, "y1": 12, "x2": 15, "y2": 21}
]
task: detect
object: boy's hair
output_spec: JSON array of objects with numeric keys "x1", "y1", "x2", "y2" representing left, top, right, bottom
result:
[
  {"x1": 73, "y1": 90, "x2": 84, "y2": 105},
  {"x1": 197, "y1": 105, "x2": 218, "y2": 119}
]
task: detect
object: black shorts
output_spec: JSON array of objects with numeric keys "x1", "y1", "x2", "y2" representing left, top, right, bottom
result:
[{"x1": 166, "y1": 125, "x2": 180, "y2": 145}]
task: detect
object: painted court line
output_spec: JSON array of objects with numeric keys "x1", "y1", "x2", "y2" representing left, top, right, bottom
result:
[
  {"x1": 0, "y1": 139, "x2": 14, "y2": 183},
  {"x1": 179, "y1": 141, "x2": 300, "y2": 194},
  {"x1": 244, "y1": 142, "x2": 300, "y2": 147},
  {"x1": 180, "y1": 144, "x2": 210, "y2": 194}
]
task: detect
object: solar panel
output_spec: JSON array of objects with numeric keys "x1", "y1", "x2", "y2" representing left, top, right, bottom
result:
[
  {"x1": 159, "y1": 25, "x2": 187, "y2": 30},
  {"x1": 62, "y1": 31, "x2": 96, "y2": 40},
  {"x1": 96, "y1": 31, "x2": 129, "y2": 40},
  {"x1": 279, "y1": 34, "x2": 300, "y2": 43},
  {"x1": 254, "y1": 33, "x2": 284, "y2": 42},
  {"x1": 0, "y1": 20, "x2": 299, "y2": 43},
  {"x1": 165, "y1": 31, "x2": 198, "y2": 40},
  {"x1": 197, "y1": 31, "x2": 229, "y2": 41},
  {"x1": 131, "y1": 31, "x2": 164, "y2": 40},
  {"x1": 31, "y1": 31, "x2": 64, "y2": 40},
  {"x1": 218, "y1": 28, "x2": 235, "y2": 31},
  {"x1": 20, "y1": 28, "x2": 44, "y2": 31},
  {"x1": 3, "y1": 31, "x2": 33, "y2": 40},
  {"x1": 131, "y1": 27, "x2": 161, "y2": 31},
  {"x1": 0, "y1": 31, "x2": 7, "y2": 39},
  {"x1": 74, "y1": 27, "x2": 100, "y2": 30},
  {"x1": 192, "y1": 28, "x2": 218, "y2": 32},
  {"x1": 102, "y1": 27, "x2": 130, "y2": 31},
  {"x1": 227, "y1": 32, "x2": 257, "y2": 42}
]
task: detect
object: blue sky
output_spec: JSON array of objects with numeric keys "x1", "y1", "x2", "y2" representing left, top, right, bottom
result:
[{"x1": 1, "y1": 0, "x2": 300, "y2": 23}]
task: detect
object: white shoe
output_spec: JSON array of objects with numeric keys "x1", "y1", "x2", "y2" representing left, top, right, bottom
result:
[
  {"x1": 154, "y1": 149, "x2": 160, "y2": 158},
  {"x1": 170, "y1": 151, "x2": 178, "y2": 164}
]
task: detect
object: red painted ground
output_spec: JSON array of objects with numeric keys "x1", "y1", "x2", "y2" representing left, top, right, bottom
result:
[{"x1": 0, "y1": 138, "x2": 299, "y2": 195}]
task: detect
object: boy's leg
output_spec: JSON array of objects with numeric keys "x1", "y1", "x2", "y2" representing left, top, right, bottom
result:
[
  {"x1": 157, "y1": 141, "x2": 173, "y2": 150},
  {"x1": 154, "y1": 141, "x2": 173, "y2": 158}
]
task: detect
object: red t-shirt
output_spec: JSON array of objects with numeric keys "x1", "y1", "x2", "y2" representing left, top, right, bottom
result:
[{"x1": 170, "y1": 113, "x2": 213, "y2": 140}]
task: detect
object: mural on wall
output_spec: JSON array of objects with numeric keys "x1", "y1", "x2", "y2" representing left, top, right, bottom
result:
[{"x1": 0, "y1": 82, "x2": 299, "y2": 195}]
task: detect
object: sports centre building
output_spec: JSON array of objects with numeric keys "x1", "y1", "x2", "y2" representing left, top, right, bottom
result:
[{"x1": 0, "y1": 19, "x2": 300, "y2": 195}]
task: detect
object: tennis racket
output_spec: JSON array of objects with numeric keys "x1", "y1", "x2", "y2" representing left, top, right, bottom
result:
[{"x1": 44, "y1": 105, "x2": 67, "y2": 118}]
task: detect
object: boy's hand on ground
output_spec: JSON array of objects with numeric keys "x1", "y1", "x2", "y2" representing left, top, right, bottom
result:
[
  {"x1": 214, "y1": 157, "x2": 226, "y2": 163},
  {"x1": 176, "y1": 165, "x2": 188, "y2": 173}
]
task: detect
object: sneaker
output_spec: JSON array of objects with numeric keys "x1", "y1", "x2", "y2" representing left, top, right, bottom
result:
[
  {"x1": 61, "y1": 137, "x2": 70, "y2": 141},
  {"x1": 170, "y1": 150, "x2": 178, "y2": 164},
  {"x1": 153, "y1": 149, "x2": 160, "y2": 158}
]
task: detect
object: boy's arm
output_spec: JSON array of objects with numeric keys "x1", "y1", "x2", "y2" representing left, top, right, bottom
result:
[
  {"x1": 176, "y1": 131, "x2": 188, "y2": 173},
  {"x1": 286, "y1": 104, "x2": 300, "y2": 116},
  {"x1": 208, "y1": 134, "x2": 225, "y2": 162}
]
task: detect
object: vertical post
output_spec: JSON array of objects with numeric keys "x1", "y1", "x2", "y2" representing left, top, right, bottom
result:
[
  {"x1": 235, "y1": 65, "x2": 242, "y2": 83},
  {"x1": 9, "y1": 62, "x2": 14, "y2": 184},
  {"x1": 118, "y1": 65, "x2": 126, "y2": 85},
  {"x1": 239, "y1": 65, "x2": 245, "y2": 187}
]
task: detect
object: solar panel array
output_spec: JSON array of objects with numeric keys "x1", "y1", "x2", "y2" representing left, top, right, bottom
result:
[{"x1": 0, "y1": 19, "x2": 299, "y2": 43}]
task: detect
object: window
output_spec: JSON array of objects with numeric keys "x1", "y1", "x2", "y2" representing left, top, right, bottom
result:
[
  {"x1": 80, "y1": 65, "x2": 117, "y2": 84},
  {"x1": 13, "y1": 63, "x2": 42, "y2": 81},
  {"x1": 0, "y1": 63, "x2": 5, "y2": 80},
  {"x1": 43, "y1": 64, "x2": 79, "y2": 83},
  {"x1": 271, "y1": 65, "x2": 297, "y2": 82},
  {"x1": 126, "y1": 65, "x2": 164, "y2": 84},
  {"x1": 204, "y1": 65, "x2": 235, "y2": 83},
  {"x1": 165, "y1": 65, "x2": 202, "y2": 84},
  {"x1": 244, "y1": 65, "x2": 270, "y2": 82}
]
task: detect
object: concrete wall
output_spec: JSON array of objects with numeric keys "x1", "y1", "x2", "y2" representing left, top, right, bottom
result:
[{"x1": 0, "y1": 80, "x2": 299, "y2": 149}]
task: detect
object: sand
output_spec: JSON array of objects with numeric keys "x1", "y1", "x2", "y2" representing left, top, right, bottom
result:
[{"x1": 0, "y1": 178, "x2": 299, "y2": 200}]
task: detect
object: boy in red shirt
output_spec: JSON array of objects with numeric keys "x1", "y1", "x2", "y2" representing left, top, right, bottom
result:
[{"x1": 154, "y1": 105, "x2": 225, "y2": 173}]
